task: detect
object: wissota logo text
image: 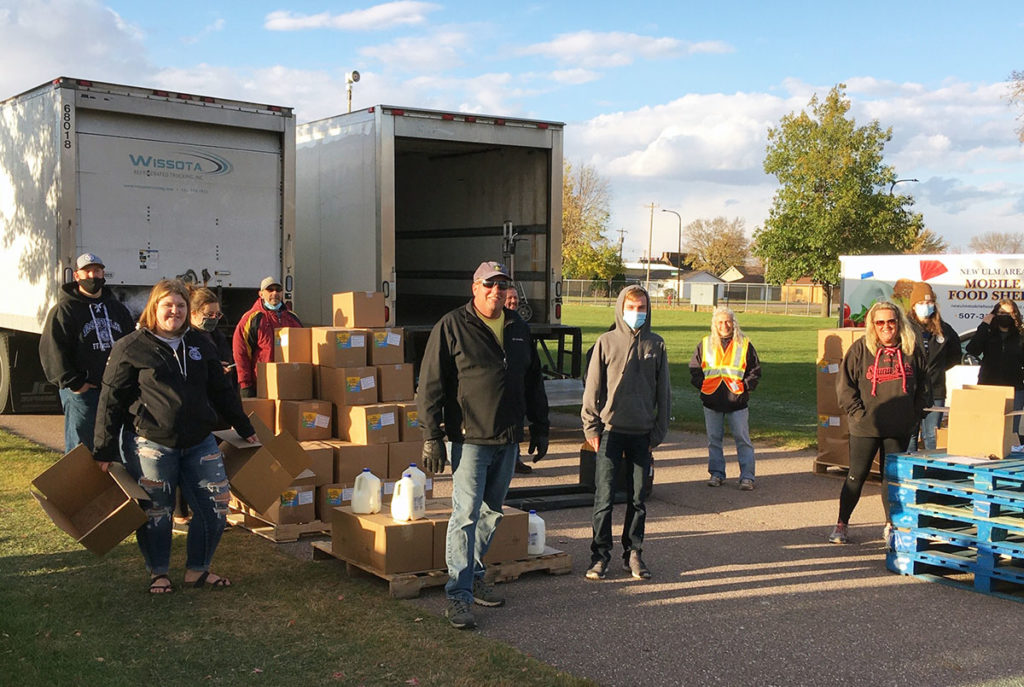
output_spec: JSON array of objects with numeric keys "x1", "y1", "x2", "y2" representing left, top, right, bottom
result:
[{"x1": 127, "y1": 149, "x2": 234, "y2": 178}]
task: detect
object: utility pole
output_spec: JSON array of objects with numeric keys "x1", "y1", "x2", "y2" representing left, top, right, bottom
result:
[
  {"x1": 644, "y1": 203, "x2": 657, "y2": 291},
  {"x1": 616, "y1": 228, "x2": 626, "y2": 260}
]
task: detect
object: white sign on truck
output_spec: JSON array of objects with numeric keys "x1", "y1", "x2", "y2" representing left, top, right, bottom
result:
[{"x1": 839, "y1": 254, "x2": 1024, "y2": 335}]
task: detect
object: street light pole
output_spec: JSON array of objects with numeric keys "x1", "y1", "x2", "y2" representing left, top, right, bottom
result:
[
  {"x1": 889, "y1": 178, "x2": 919, "y2": 195},
  {"x1": 644, "y1": 203, "x2": 657, "y2": 292},
  {"x1": 662, "y1": 209, "x2": 682, "y2": 305}
]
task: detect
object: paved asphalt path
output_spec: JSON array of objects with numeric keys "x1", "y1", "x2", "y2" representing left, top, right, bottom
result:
[{"x1": 8, "y1": 413, "x2": 1024, "y2": 686}]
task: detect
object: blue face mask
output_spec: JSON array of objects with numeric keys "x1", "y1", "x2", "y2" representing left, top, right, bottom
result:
[
  {"x1": 623, "y1": 310, "x2": 646, "y2": 330},
  {"x1": 263, "y1": 299, "x2": 282, "y2": 311}
]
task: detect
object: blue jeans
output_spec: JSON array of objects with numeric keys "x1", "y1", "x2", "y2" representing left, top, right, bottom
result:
[
  {"x1": 591, "y1": 431, "x2": 652, "y2": 564},
  {"x1": 908, "y1": 399, "x2": 944, "y2": 451},
  {"x1": 59, "y1": 386, "x2": 99, "y2": 453},
  {"x1": 704, "y1": 407, "x2": 755, "y2": 482},
  {"x1": 121, "y1": 431, "x2": 231, "y2": 576},
  {"x1": 445, "y1": 442, "x2": 516, "y2": 603}
]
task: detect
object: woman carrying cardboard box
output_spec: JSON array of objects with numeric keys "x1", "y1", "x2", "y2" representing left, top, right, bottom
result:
[{"x1": 829, "y1": 301, "x2": 928, "y2": 546}]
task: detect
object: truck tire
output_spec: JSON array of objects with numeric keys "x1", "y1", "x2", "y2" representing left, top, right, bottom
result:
[{"x1": 0, "y1": 334, "x2": 13, "y2": 414}]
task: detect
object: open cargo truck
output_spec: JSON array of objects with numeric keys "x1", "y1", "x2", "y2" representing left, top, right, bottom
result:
[
  {"x1": 293, "y1": 105, "x2": 580, "y2": 385},
  {"x1": 0, "y1": 77, "x2": 295, "y2": 412}
]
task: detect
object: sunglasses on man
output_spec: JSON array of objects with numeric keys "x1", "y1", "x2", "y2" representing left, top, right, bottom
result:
[{"x1": 478, "y1": 279, "x2": 510, "y2": 290}]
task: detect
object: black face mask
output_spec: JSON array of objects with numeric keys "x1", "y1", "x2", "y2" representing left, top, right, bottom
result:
[
  {"x1": 995, "y1": 314, "x2": 1015, "y2": 329},
  {"x1": 79, "y1": 277, "x2": 105, "y2": 295},
  {"x1": 199, "y1": 317, "x2": 219, "y2": 332}
]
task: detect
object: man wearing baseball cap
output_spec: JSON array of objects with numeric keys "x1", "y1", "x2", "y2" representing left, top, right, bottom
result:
[
  {"x1": 418, "y1": 260, "x2": 550, "y2": 629},
  {"x1": 39, "y1": 252, "x2": 135, "y2": 452},
  {"x1": 232, "y1": 275, "x2": 302, "y2": 397}
]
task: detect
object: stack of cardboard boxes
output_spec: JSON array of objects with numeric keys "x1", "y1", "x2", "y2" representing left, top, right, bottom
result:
[{"x1": 815, "y1": 328, "x2": 868, "y2": 472}]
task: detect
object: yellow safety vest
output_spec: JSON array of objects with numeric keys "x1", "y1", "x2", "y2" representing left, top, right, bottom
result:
[{"x1": 701, "y1": 336, "x2": 749, "y2": 396}]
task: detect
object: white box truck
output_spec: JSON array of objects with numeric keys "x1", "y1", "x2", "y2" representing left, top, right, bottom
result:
[
  {"x1": 294, "y1": 105, "x2": 580, "y2": 378},
  {"x1": 0, "y1": 77, "x2": 295, "y2": 411}
]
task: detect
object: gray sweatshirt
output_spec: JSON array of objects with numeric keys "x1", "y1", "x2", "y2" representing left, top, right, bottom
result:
[{"x1": 581, "y1": 286, "x2": 671, "y2": 447}]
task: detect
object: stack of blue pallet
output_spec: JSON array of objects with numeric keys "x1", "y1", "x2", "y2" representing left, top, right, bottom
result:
[{"x1": 886, "y1": 451, "x2": 1024, "y2": 601}]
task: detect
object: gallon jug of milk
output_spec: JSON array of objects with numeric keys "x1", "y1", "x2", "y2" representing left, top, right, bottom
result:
[
  {"x1": 405, "y1": 463, "x2": 427, "y2": 493},
  {"x1": 527, "y1": 509, "x2": 546, "y2": 555},
  {"x1": 352, "y1": 468, "x2": 382, "y2": 514},
  {"x1": 391, "y1": 473, "x2": 426, "y2": 522}
]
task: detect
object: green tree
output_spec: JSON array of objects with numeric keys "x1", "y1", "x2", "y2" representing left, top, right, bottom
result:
[
  {"x1": 561, "y1": 160, "x2": 623, "y2": 279},
  {"x1": 684, "y1": 217, "x2": 750, "y2": 275},
  {"x1": 753, "y1": 84, "x2": 924, "y2": 312}
]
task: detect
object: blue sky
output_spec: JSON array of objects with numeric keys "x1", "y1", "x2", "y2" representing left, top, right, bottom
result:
[{"x1": 2, "y1": 0, "x2": 1023, "y2": 258}]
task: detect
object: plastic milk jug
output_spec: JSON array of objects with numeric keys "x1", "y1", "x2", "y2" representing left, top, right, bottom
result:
[
  {"x1": 391, "y1": 473, "x2": 426, "y2": 522},
  {"x1": 527, "y1": 510, "x2": 546, "y2": 555},
  {"x1": 352, "y1": 468, "x2": 382, "y2": 514},
  {"x1": 405, "y1": 463, "x2": 427, "y2": 493}
]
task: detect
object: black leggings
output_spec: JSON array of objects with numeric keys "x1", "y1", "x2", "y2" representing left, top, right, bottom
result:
[{"x1": 838, "y1": 435, "x2": 908, "y2": 525}]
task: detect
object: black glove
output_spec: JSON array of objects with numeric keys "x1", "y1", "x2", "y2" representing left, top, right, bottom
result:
[
  {"x1": 239, "y1": 386, "x2": 256, "y2": 398},
  {"x1": 422, "y1": 439, "x2": 448, "y2": 474},
  {"x1": 528, "y1": 430, "x2": 549, "y2": 463}
]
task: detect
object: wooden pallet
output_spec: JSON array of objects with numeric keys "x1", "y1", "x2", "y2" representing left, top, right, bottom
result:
[
  {"x1": 227, "y1": 510, "x2": 329, "y2": 543},
  {"x1": 311, "y1": 541, "x2": 572, "y2": 598}
]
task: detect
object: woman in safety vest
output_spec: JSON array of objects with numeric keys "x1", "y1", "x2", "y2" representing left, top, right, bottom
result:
[{"x1": 689, "y1": 306, "x2": 762, "y2": 490}]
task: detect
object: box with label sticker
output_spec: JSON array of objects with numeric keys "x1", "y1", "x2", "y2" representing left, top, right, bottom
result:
[
  {"x1": 277, "y1": 400, "x2": 332, "y2": 441},
  {"x1": 311, "y1": 327, "x2": 369, "y2": 368},
  {"x1": 317, "y1": 366, "x2": 377, "y2": 408},
  {"x1": 274, "y1": 327, "x2": 312, "y2": 363},
  {"x1": 395, "y1": 402, "x2": 421, "y2": 441},
  {"x1": 257, "y1": 469, "x2": 317, "y2": 525},
  {"x1": 368, "y1": 327, "x2": 405, "y2": 365},
  {"x1": 338, "y1": 403, "x2": 399, "y2": 445}
]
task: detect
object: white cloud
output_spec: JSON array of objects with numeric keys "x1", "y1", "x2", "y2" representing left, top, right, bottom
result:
[
  {"x1": 360, "y1": 31, "x2": 468, "y2": 72},
  {"x1": 0, "y1": 0, "x2": 150, "y2": 96},
  {"x1": 264, "y1": 2, "x2": 440, "y2": 32},
  {"x1": 549, "y1": 68, "x2": 600, "y2": 85},
  {"x1": 519, "y1": 31, "x2": 729, "y2": 69},
  {"x1": 182, "y1": 18, "x2": 225, "y2": 46}
]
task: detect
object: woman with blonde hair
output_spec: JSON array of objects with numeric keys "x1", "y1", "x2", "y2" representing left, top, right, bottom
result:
[
  {"x1": 829, "y1": 301, "x2": 927, "y2": 545},
  {"x1": 92, "y1": 279, "x2": 255, "y2": 594},
  {"x1": 905, "y1": 283, "x2": 961, "y2": 450}
]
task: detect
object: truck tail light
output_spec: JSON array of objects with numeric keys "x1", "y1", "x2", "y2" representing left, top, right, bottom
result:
[
  {"x1": 384, "y1": 305, "x2": 391, "y2": 322},
  {"x1": 555, "y1": 304, "x2": 561, "y2": 319}
]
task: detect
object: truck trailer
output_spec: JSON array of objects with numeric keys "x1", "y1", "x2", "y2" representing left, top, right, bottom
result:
[
  {"x1": 0, "y1": 77, "x2": 295, "y2": 412},
  {"x1": 294, "y1": 105, "x2": 580, "y2": 379}
]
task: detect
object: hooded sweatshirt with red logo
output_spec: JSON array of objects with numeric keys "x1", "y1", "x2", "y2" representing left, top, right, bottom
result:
[{"x1": 837, "y1": 337, "x2": 929, "y2": 438}]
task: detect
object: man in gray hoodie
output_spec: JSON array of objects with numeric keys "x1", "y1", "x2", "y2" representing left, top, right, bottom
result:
[{"x1": 582, "y1": 285, "x2": 670, "y2": 580}]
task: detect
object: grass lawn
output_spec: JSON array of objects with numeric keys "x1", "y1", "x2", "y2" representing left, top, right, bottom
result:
[
  {"x1": 562, "y1": 304, "x2": 833, "y2": 448},
  {"x1": 0, "y1": 432, "x2": 594, "y2": 687}
]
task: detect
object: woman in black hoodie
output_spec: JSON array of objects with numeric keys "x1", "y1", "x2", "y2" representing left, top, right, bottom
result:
[
  {"x1": 93, "y1": 279, "x2": 255, "y2": 594},
  {"x1": 829, "y1": 301, "x2": 927, "y2": 546},
  {"x1": 905, "y1": 282, "x2": 961, "y2": 450},
  {"x1": 965, "y1": 299, "x2": 1024, "y2": 441}
]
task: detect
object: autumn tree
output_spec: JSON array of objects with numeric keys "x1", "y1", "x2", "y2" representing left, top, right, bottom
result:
[
  {"x1": 905, "y1": 227, "x2": 948, "y2": 254},
  {"x1": 561, "y1": 160, "x2": 622, "y2": 279},
  {"x1": 753, "y1": 84, "x2": 924, "y2": 313},
  {"x1": 684, "y1": 217, "x2": 750, "y2": 275},
  {"x1": 968, "y1": 231, "x2": 1024, "y2": 253}
]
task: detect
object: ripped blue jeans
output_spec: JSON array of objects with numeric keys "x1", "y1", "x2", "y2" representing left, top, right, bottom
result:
[{"x1": 121, "y1": 430, "x2": 231, "y2": 576}]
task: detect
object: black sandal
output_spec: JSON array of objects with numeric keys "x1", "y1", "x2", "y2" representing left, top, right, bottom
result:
[
  {"x1": 149, "y1": 574, "x2": 174, "y2": 594},
  {"x1": 191, "y1": 571, "x2": 231, "y2": 589}
]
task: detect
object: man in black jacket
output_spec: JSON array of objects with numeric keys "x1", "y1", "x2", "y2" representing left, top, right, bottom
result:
[
  {"x1": 418, "y1": 261, "x2": 550, "y2": 630},
  {"x1": 39, "y1": 253, "x2": 135, "y2": 453}
]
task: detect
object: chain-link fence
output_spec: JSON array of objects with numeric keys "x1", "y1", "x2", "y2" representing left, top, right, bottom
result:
[{"x1": 562, "y1": 279, "x2": 837, "y2": 317}]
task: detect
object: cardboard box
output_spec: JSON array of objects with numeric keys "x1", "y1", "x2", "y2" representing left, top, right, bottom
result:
[
  {"x1": 396, "y1": 402, "x2": 421, "y2": 441},
  {"x1": 311, "y1": 327, "x2": 369, "y2": 368},
  {"x1": 329, "y1": 441, "x2": 389, "y2": 484},
  {"x1": 817, "y1": 328, "x2": 865, "y2": 361},
  {"x1": 219, "y1": 414, "x2": 312, "y2": 513},
  {"x1": 948, "y1": 385, "x2": 1017, "y2": 459},
  {"x1": 300, "y1": 440, "x2": 335, "y2": 486},
  {"x1": 369, "y1": 328, "x2": 405, "y2": 365},
  {"x1": 377, "y1": 364, "x2": 415, "y2": 402},
  {"x1": 30, "y1": 445, "x2": 148, "y2": 555},
  {"x1": 935, "y1": 427, "x2": 948, "y2": 450},
  {"x1": 483, "y1": 507, "x2": 529, "y2": 564},
  {"x1": 387, "y1": 440, "x2": 427, "y2": 479},
  {"x1": 317, "y1": 366, "x2": 377, "y2": 408},
  {"x1": 277, "y1": 400, "x2": 332, "y2": 441},
  {"x1": 426, "y1": 501, "x2": 450, "y2": 571},
  {"x1": 330, "y1": 507, "x2": 433, "y2": 574},
  {"x1": 257, "y1": 362, "x2": 313, "y2": 400},
  {"x1": 339, "y1": 403, "x2": 399, "y2": 445},
  {"x1": 242, "y1": 398, "x2": 276, "y2": 431},
  {"x1": 274, "y1": 327, "x2": 312, "y2": 363},
  {"x1": 816, "y1": 429, "x2": 880, "y2": 475},
  {"x1": 257, "y1": 469, "x2": 317, "y2": 525},
  {"x1": 333, "y1": 291, "x2": 386, "y2": 329},
  {"x1": 317, "y1": 482, "x2": 353, "y2": 520},
  {"x1": 816, "y1": 413, "x2": 848, "y2": 435},
  {"x1": 815, "y1": 358, "x2": 842, "y2": 416}
]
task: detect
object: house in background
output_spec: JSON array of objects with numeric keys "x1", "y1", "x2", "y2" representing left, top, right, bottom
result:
[
  {"x1": 720, "y1": 265, "x2": 768, "y2": 301},
  {"x1": 780, "y1": 276, "x2": 825, "y2": 304}
]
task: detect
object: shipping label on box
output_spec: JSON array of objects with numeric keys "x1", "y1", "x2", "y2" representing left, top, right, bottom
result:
[
  {"x1": 258, "y1": 470, "x2": 317, "y2": 524},
  {"x1": 317, "y1": 482, "x2": 354, "y2": 520},
  {"x1": 815, "y1": 358, "x2": 842, "y2": 416},
  {"x1": 257, "y1": 362, "x2": 313, "y2": 400},
  {"x1": 337, "y1": 404, "x2": 399, "y2": 445},
  {"x1": 274, "y1": 327, "x2": 312, "y2": 363},
  {"x1": 396, "y1": 402, "x2": 421, "y2": 441},
  {"x1": 218, "y1": 413, "x2": 313, "y2": 513},
  {"x1": 332, "y1": 291, "x2": 385, "y2": 329},
  {"x1": 312, "y1": 327, "x2": 369, "y2": 368},
  {"x1": 330, "y1": 507, "x2": 433, "y2": 574},
  {"x1": 317, "y1": 366, "x2": 377, "y2": 408},
  {"x1": 31, "y1": 445, "x2": 149, "y2": 556},
  {"x1": 277, "y1": 399, "x2": 332, "y2": 441},
  {"x1": 377, "y1": 363, "x2": 415, "y2": 402},
  {"x1": 369, "y1": 328, "x2": 405, "y2": 365}
]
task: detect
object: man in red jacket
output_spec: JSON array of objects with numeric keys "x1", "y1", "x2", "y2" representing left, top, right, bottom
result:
[{"x1": 232, "y1": 276, "x2": 302, "y2": 397}]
